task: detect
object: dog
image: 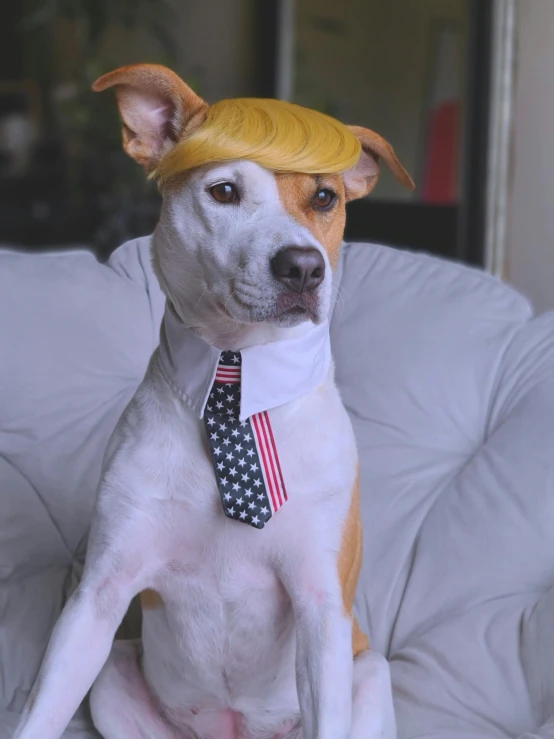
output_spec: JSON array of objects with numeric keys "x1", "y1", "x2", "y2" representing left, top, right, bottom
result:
[{"x1": 12, "y1": 64, "x2": 414, "y2": 739}]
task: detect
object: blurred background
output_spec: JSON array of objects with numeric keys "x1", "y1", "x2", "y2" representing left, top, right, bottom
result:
[{"x1": 0, "y1": 0, "x2": 551, "y2": 311}]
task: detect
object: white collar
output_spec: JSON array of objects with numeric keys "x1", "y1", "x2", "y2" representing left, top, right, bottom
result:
[{"x1": 157, "y1": 304, "x2": 332, "y2": 422}]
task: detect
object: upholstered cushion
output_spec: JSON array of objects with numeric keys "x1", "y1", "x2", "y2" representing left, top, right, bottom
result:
[{"x1": 1, "y1": 236, "x2": 553, "y2": 738}]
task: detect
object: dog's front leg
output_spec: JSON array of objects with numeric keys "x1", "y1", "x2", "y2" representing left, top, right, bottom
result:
[
  {"x1": 13, "y1": 583, "x2": 127, "y2": 739},
  {"x1": 279, "y1": 548, "x2": 353, "y2": 739},
  {"x1": 13, "y1": 508, "x2": 152, "y2": 739}
]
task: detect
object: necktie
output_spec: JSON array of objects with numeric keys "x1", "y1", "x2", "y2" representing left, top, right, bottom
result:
[{"x1": 203, "y1": 351, "x2": 288, "y2": 529}]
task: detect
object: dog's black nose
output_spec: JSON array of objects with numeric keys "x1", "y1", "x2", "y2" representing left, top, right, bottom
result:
[{"x1": 271, "y1": 247, "x2": 325, "y2": 294}]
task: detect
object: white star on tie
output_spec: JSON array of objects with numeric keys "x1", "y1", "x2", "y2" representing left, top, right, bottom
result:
[
  {"x1": 224, "y1": 492, "x2": 232, "y2": 502},
  {"x1": 206, "y1": 405, "x2": 213, "y2": 412},
  {"x1": 221, "y1": 477, "x2": 228, "y2": 485},
  {"x1": 229, "y1": 467, "x2": 237, "y2": 476},
  {"x1": 241, "y1": 473, "x2": 249, "y2": 482},
  {"x1": 240, "y1": 420, "x2": 248, "y2": 428},
  {"x1": 250, "y1": 462, "x2": 259, "y2": 472},
  {"x1": 235, "y1": 443, "x2": 243, "y2": 453},
  {"x1": 210, "y1": 432, "x2": 219, "y2": 441},
  {"x1": 257, "y1": 492, "x2": 264, "y2": 501},
  {"x1": 226, "y1": 452, "x2": 234, "y2": 461},
  {"x1": 251, "y1": 515, "x2": 260, "y2": 525},
  {"x1": 226, "y1": 409, "x2": 234, "y2": 416},
  {"x1": 238, "y1": 457, "x2": 246, "y2": 467},
  {"x1": 210, "y1": 392, "x2": 215, "y2": 399},
  {"x1": 219, "y1": 423, "x2": 227, "y2": 431},
  {"x1": 232, "y1": 354, "x2": 240, "y2": 364},
  {"x1": 217, "y1": 461, "x2": 225, "y2": 471},
  {"x1": 223, "y1": 439, "x2": 231, "y2": 447},
  {"x1": 232, "y1": 482, "x2": 240, "y2": 492},
  {"x1": 245, "y1": 488, "x2": 253, "y2": 497},
  {"x1": 213, "y1": 447, "x2": 221, "y2": 456},
  {"x1": 207, "y1": 417, "x2": 216, "y2": 426},
  {"x1": 246, "y1": 449, "x2": 255, "y2": 458},
  {"x1": 227, "y1": 507, "x2": 235, "y2": 516},
  {"x1": 253, "y1": 478, "x2": 262, "y2": 487},
  {"x1": 248, "y1": 501, "x2": 256, "y2": 510},
  {"x1": 231, "y1": 429, "x2": 240, "y2": 438},
  {"x1": 217, "y1": 387, "x2": 224, "y2": 394},
  {"x1": 243, "y1": 432, "x2": 252, "y2": 442},
  {"x1": 239, "y1": 510, "x2": 247, "y2": 520},
  {"x1": 236, "y1": 497, "x2": 244, "y2": 506},
  {"x1": 216, "y1": 401, "x2": 224, "y2": 410},
  {"x1": 260, "y1": 506, "x2": 269, "y2": 515},
  {"x1": 226, "y1": 394, "x2": 234, "y2": 403}
]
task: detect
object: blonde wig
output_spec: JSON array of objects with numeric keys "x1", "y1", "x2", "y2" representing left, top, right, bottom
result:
[{"x1": 152, "y1": 98, "x2": 361, "y2": 184}]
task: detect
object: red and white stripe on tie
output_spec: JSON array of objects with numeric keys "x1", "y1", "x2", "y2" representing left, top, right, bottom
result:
[
  {"x1": 215, "y1": 364, "x2": 241, "y2": 383},
  {"x1": 251, "y1": 410, "x2": 288, "y2": 514}
]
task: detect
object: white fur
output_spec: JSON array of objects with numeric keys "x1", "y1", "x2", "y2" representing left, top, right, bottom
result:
[{"x1": 12, "y1": 162, "x2": 396, "y2": 739}]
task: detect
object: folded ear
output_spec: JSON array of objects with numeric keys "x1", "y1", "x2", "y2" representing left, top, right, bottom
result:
[
  {"x1": 344, "y1": 126, "x2": 415, "y2": 201},
  {"x1": 92, "y1": 64, "x2": 208, "y2": 172}
]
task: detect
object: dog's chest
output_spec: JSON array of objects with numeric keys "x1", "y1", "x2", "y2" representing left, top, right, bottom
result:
[
  {"x1": 138, "y1": 432, "x2": 306, "y2": 715},
  {"x1": 138, "y1": 371, "x2": 356, "y2": 600},
  {"x1": 142, "y1": 526, "x2": 294, "y2": 692},
  {"x1": 120, "y1": 368, "x2": 357, "y2": 716}
]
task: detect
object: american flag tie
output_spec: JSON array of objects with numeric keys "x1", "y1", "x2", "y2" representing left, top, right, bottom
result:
[{"x1": 203, "y1": 351, "x2": 288, "y2": 529}]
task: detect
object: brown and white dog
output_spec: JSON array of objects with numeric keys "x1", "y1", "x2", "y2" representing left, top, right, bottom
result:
[{"x1": 13, "y1": 65, "x2": 413, "y2": 739}]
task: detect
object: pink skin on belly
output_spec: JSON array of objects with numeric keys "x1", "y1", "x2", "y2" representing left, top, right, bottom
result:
[
  {"x1": 209, "y1": 708, "x2": 237, "y2": 739},
  {"x1": 179, "y1": 708, "x2": 237, "y2": 739},
  {"x1": 182, "y1": 709, "x2": 297, "y2": 739}
]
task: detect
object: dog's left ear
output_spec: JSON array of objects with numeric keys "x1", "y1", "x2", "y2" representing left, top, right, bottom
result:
[
  {"x1": 92, "y1": 64, "x2": 208, "y2": 172},
  {"x1": 343, "y1": 126, "x2": 415, "y2": 201}
]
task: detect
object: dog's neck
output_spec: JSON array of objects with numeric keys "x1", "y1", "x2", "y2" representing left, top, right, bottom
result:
[{"x1": 157, "y1": 302, "x2": 332, "y2": 421}]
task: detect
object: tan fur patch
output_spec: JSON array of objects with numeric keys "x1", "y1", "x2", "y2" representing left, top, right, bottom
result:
[
  {"x1": 140, "y1": 588, "x2": 164, "y2": 610},
  {"x1": 276, "y1": 173, "x2": 347, "y2": 269},
  {"x1": 338, "y1": 471, "x2": 370, "y2": 657}
]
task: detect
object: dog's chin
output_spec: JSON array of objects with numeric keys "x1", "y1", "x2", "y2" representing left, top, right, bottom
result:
[
  {"x1": 230, "y1": 292, "x2": 324, "y2": 328},
  {"x1": 266, "y1": 305, "x2": 319, "y2": 327}
]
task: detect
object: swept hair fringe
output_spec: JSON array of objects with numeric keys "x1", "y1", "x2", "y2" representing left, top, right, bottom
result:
[{"x1": 152, "y1": 98, "x2": 361, "y2": 184}]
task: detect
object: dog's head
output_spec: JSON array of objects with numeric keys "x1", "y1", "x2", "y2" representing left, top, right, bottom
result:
[{"x1": 94, "y1": 64, "x2": 414, "y2": 347}]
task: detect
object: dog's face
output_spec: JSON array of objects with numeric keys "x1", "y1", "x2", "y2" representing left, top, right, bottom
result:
[
  {"x1": 155, "y1": 161, "x2": 347, "y2": 330},
  {"x1": 93, "y1": 64, "x2": 413, "y2": 345}
]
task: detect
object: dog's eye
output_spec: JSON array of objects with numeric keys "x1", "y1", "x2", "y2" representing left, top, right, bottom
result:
[
  {"x1": 209, "y1": 182, "x2": 239, "y2": 204},
  {"x1": 312, "y1": 188, "x2": 337, "y2": 211}
]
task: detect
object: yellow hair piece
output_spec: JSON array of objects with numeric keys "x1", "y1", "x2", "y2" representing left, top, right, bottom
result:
[{"x1": 152, "y1": 98, "x2": 361, "y2": 184}]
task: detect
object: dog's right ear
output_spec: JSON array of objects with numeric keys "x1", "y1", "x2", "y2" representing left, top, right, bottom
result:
[{"x1": 92, "y1": 64, "x2": 208, "y2": 173}]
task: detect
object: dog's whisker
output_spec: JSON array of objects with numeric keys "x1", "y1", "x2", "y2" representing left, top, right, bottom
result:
[
  {"x1": 224, "y1": 289, "x2": 238, "y2": 314},
  {"x1": 194, "y1": 288, "x2": 211, "y2": 309},
  {"x1": 331, "y1": 283, "x2": 347, "y2": 312}
]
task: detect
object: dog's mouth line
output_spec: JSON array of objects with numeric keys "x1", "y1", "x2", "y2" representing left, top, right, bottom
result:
[{"x1": 214, "y1": 296, "x2": 259, "y2": 325}]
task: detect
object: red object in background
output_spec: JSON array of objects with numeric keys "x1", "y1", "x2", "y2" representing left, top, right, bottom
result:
[{"x1": 421, "y1": 100, "x2": 460, "y2": 204}]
